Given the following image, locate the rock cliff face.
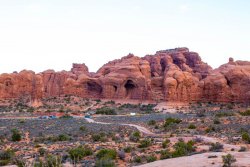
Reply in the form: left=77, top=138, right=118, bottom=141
left=0, top=48, right=250, bottom=103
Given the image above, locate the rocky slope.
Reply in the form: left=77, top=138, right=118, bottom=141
left=0, top=47, right=249, bottom=104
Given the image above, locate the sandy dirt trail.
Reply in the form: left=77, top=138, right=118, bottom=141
left=84, top=118, right=155, bottom=135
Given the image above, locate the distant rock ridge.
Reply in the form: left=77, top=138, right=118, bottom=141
left=0, top=47, right=250, bottom=104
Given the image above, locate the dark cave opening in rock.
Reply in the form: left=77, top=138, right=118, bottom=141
left=124, top=80, right=136, bottom=98
left=113, top=85, right=117, bottom=92
left=87, top=81, right=102, bottom=95
left=160, top=58, right=167, bottom=73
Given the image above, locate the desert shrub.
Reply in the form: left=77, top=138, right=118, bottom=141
left=188, top=124, right=196, bottom=129
left=163, top=118, right=182, bottom=128
left=213, top=118, right=221, bottom=124
left=124, top=146, right=133, bottom=153
left=138, top=139, right=152, bottom=148
left=239, top=109, right=250, bottom=116
left=172, top=140, right=195, bottom=158
left=41, top=154, right=62, bottom=167
left=222, top=154, right=236, bottom=167
left=148, top=120, right=156, bottom=126
left=69, top=146, right=92, bottom=163
left=129, top=131, right=141, bottom=142
left=96, top=107, right=117, bottom=115
left=38, top=148, right=46, bottom=156
left=11, top=129, right=22, bottom=142
left=0, top=149, right=15, bottom=166
left=119, top=103, right=139, bottom=109
left=226, top=103, right=234, bottom=109
left=57, top=134, right=70, bottom=141
left=205, top=126, right=216, bottom=133
left=19, top=119, right=25, bottom=124
left=139, top=104, right=156, bottom=113
left=96, top=149, right=117, bottom=160
left=209, top=142, right=224, bottom=152
left=215, top=112, right=234, bottom=118
left=79, top=126, right=86, bottom=131
left=146, top=155, right=157, bottom=163
left=27, top=107, right=35, bottom=113
left=58, top=106, right=64, bottom=113
left=160, top=150, right=171, bottom=160
left=162, top=139, right=170, bottom=148
left=95, top=157, right=115, bottom=167
left=133, top=156, right=142, bottom=163
left=104, top=100, right=115, bottom=105
left=92, top=133, right=107, bottom=142
left=14, top=158, right=27, bottom=167
left=95, top=99, right=101, bottom=103
left=92, top=134, right=102, bottom=142
left=241, top=132, right=250, bottom=143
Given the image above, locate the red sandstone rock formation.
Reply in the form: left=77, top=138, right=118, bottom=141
left=0, top=48, right=249, bottom=103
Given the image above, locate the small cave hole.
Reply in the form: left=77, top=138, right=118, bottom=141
left=87, top=81, right=102, bottom=94
left=113, top=85, right=117, bottom=92
left=124, top=80, right=136, bottom=98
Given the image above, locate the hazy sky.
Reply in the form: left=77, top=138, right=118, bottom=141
left=0, top=0, right=250, bottom=73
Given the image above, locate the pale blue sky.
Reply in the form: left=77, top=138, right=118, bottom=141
left=0, top=0, right=250, bottom=73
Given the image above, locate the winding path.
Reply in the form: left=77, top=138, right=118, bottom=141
left=84, top=117, right=155, bottom=135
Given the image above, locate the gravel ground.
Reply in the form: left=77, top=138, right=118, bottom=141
left=94, top=113, right=193, bottom=124
left=0, top=118, right=136, bottom=139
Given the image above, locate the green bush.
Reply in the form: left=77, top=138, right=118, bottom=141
left=0, top=149, right=15, bottom=166
left=95, top=157, right=115, bottom=167
left=96, top=107, right=117, bottom=115
left=133, top=156, right=142, bottom=163
left=13, top=158, right=26, bottom=167
left=27, top=107, right=35, bottom=113
left=57, top=134, right=70, bottom=141
left=205, top=126, right=216, bottom=133
left=0, top=160, right=10, bottom=166
left=209, top=142, right=224, bottom=152
left=69, top=146, right=92, bottom=163
left=162, top=139, right=170, bottom=148
left=38, top=148, right=46, bottom=156
left=96, top=149, right=117, bottom=160
left=11, top=129, right=22, bottom=142
left=188, top=124, right=196, bottom=129
left=163, top=118, right=182, bottom=128
left=129, top=131, right=141, bottom=142
left=138, top=139, right=152, bottom=148
left=239, top=109, right=250, bottom=116
left=146, top=155, right=157, bottom=163
left=124, top=146, right=133, bottom=153
left=148, top=120, right=156, bottom=126
left=213, top=118, right=221, bottom=124
left=160, top=150, right=171, bottom=160
left=215, top=112, right=234, bottom=117
left=36, top=154, right=62, bottom=167
left=242, top=132, right=250, bottom=143
left=139, top=104, right=156, bottom=112
left=222, top=154, right=236, bottom=167
left=79, top=126, right=86, bottom=131
left=92, top=133, right=107, bottom=142
left=172, top=140, right=195, bottom=158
